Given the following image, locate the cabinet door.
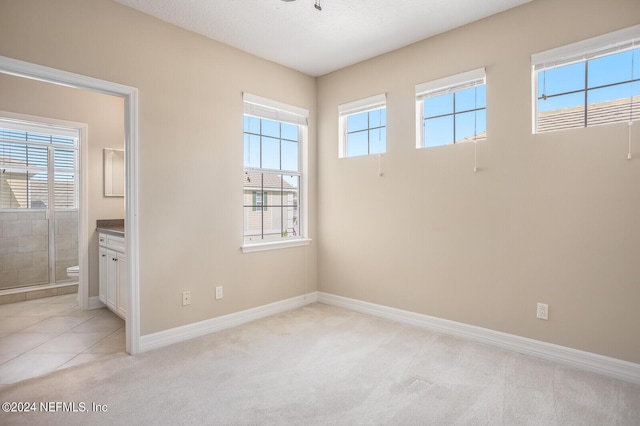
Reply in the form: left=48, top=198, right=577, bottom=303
left=99, top=247, right=108, bottom=304
left=106, top=249, right=118, bottom=311
left=116, top=252, right=127, bottom=318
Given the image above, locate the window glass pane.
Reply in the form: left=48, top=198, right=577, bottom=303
left=424, top=94, right=453, bottom=118
left=368, top=108, right=386, bottom=128
left=54, top=171, right=75, bottom=208
left=347, top=130, right=369, bottom=157
left=537, top=92, right=585, bottom=132
left=587, top=82, right=637, bottom=126
left=243, top=206, right=262, bottom=241
left=281, top=140, right=298, bottom=172
left=588, top=49, right=634, bottom=88
left=369, top=128, right=386, bottom=154
left=281, top=123, right=298, bottom=142
left=537, top=91, right=584, bottom=113
left=244, top=116, right=260, bottom=134
left=347, top=112, right=368, bottom=132
left=455, top=86, right=484, bottom=112
left=476, top=109, right=487, bottom=136
left=27, top=145, right=48, bottom=168
left=243, top=134, right=260, bottom=168
left=261, top=119, right=280, bottom=138
left=262, top=209, right=282, bottom=241
left=54, top=148, right=75, bottom=170
left=424, top=115, right=453, bottom=147
left=261, top=136, right=280, bottom=170
left=455, top=111, right=481, bottom=143
left=538, top=62, right=585, bottom=98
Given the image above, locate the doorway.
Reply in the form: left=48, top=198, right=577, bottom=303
left=0, top=55, right=140, bottom=355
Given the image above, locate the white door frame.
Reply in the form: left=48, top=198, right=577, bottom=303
left=0, top=55, right=141, bottom=355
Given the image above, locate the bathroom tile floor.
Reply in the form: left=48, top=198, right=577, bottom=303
left=0, top=294, right=125, bottom=385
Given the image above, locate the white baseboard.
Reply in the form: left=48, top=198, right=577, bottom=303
left=139, top=292, right=319, bottom=353
left=317, top=292, right=640, bottom=385
left=88, top=296, right=106, bottom=310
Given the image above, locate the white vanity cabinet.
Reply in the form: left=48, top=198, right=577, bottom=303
left=98, top=232, right=126, bottom=319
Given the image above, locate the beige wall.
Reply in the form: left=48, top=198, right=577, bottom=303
left=2, top=0, right=638, bottom=364
left=0, top=0, right=317, bottom=335
left=317, top=0, right=640, bottom=363
left=0, top=74, right=125, bottom=298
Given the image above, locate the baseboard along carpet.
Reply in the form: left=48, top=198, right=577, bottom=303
left=1, top=303, right=639, bottom=425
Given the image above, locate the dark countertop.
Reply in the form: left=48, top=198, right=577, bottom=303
left=97, top=219, right=125, bottom=237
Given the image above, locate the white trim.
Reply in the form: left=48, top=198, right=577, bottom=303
left=317, top=292, right=640, bottom=385
left=532, top=24, right=640, bottom=69
left=242, top=238, right=311, bottom=253
left=415, top=68, right=486, bottom=99
left=139, top=291, right=319, bottom=353
left=0, top=55, right=141, bottom=355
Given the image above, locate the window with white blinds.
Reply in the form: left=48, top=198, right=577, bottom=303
left=416, top=68, right=486, bottom=148
left=532, top=25, right=640, bottom=133
left=0, top=122, right=78, bottom=210
left=338, top=94, right=387, bottom=158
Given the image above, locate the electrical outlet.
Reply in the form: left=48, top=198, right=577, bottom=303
left=215, top=286, right=223, bottom=300
left=182, top=291, right=191, bottom=306
left=536, top=303, right=548, bottom=320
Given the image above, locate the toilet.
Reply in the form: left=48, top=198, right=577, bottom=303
left=66, top=265, right=79, bottom=279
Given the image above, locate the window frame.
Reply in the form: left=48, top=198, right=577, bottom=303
left=338, top=93, right=387, bottom=158
left=415, top=68, right=486, bottom=149
left=532, top=24, right=640, bottom=134
left=242, top=93, right=310, bottom=253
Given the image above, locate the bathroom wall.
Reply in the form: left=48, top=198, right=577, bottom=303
left=0, top=73, right=125, bottom=300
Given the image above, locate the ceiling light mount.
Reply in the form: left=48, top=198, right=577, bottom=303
left=280, top=0, right=323, bottom=12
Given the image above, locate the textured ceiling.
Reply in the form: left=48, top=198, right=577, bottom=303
left=113, top=0, right=533, bottom=77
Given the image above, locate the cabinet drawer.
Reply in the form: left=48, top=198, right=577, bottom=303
left=107, top=235, right=125, bottom=252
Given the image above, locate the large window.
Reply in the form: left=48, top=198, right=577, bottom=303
left=0, top=121, right=78, bottom=210
left=243, top=93, right=308, bottom=249
left=338, top=94, right=386, bottom=158
left=416, top=68, right=486, bottom=148
left=532, top=25, right=640, bottom=133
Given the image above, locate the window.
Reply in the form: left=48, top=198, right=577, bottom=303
left=0, top=120, right=78, bottom=210
left=532, top=25, right=640, bottom=133
left=416, top=68, right=486, bottom=148
left=243, top=93, right=309, bottom=249
left=338, top=94, right=386, bottom=158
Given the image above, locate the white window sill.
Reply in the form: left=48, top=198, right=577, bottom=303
left=242, top=238, right=311, bottom=253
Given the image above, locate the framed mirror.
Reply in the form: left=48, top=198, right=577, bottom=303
left=104, top=148, right=125, bottom=197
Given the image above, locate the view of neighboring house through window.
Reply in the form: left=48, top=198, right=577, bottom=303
left=338, top=94, right=386, bottom=158
left=533, top=27, right=640, bottom=133
left=243, top=93, right=307, bottom=244
left=416, top=68, right=486, bottom=148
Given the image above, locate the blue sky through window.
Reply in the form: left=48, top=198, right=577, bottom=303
left=538, top=47, right=640, bottom=114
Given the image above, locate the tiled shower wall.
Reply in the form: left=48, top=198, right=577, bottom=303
left=0, top=210, right=78, bottom=291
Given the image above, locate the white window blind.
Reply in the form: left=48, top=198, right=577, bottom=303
left=243, top=93, right=309, bottom=127
left=0, top=119, right=78, bottom=210
left=532, top=24, right=640, bottom=70
left=338, top=93, right=386, bottom=117
left=416, top=68, right=486, bottom=101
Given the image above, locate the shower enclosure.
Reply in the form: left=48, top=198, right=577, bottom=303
left=0, top=118, right=79, bottom=292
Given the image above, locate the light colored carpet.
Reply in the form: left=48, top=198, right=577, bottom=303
left=1, top=303, right=638, bottom=425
